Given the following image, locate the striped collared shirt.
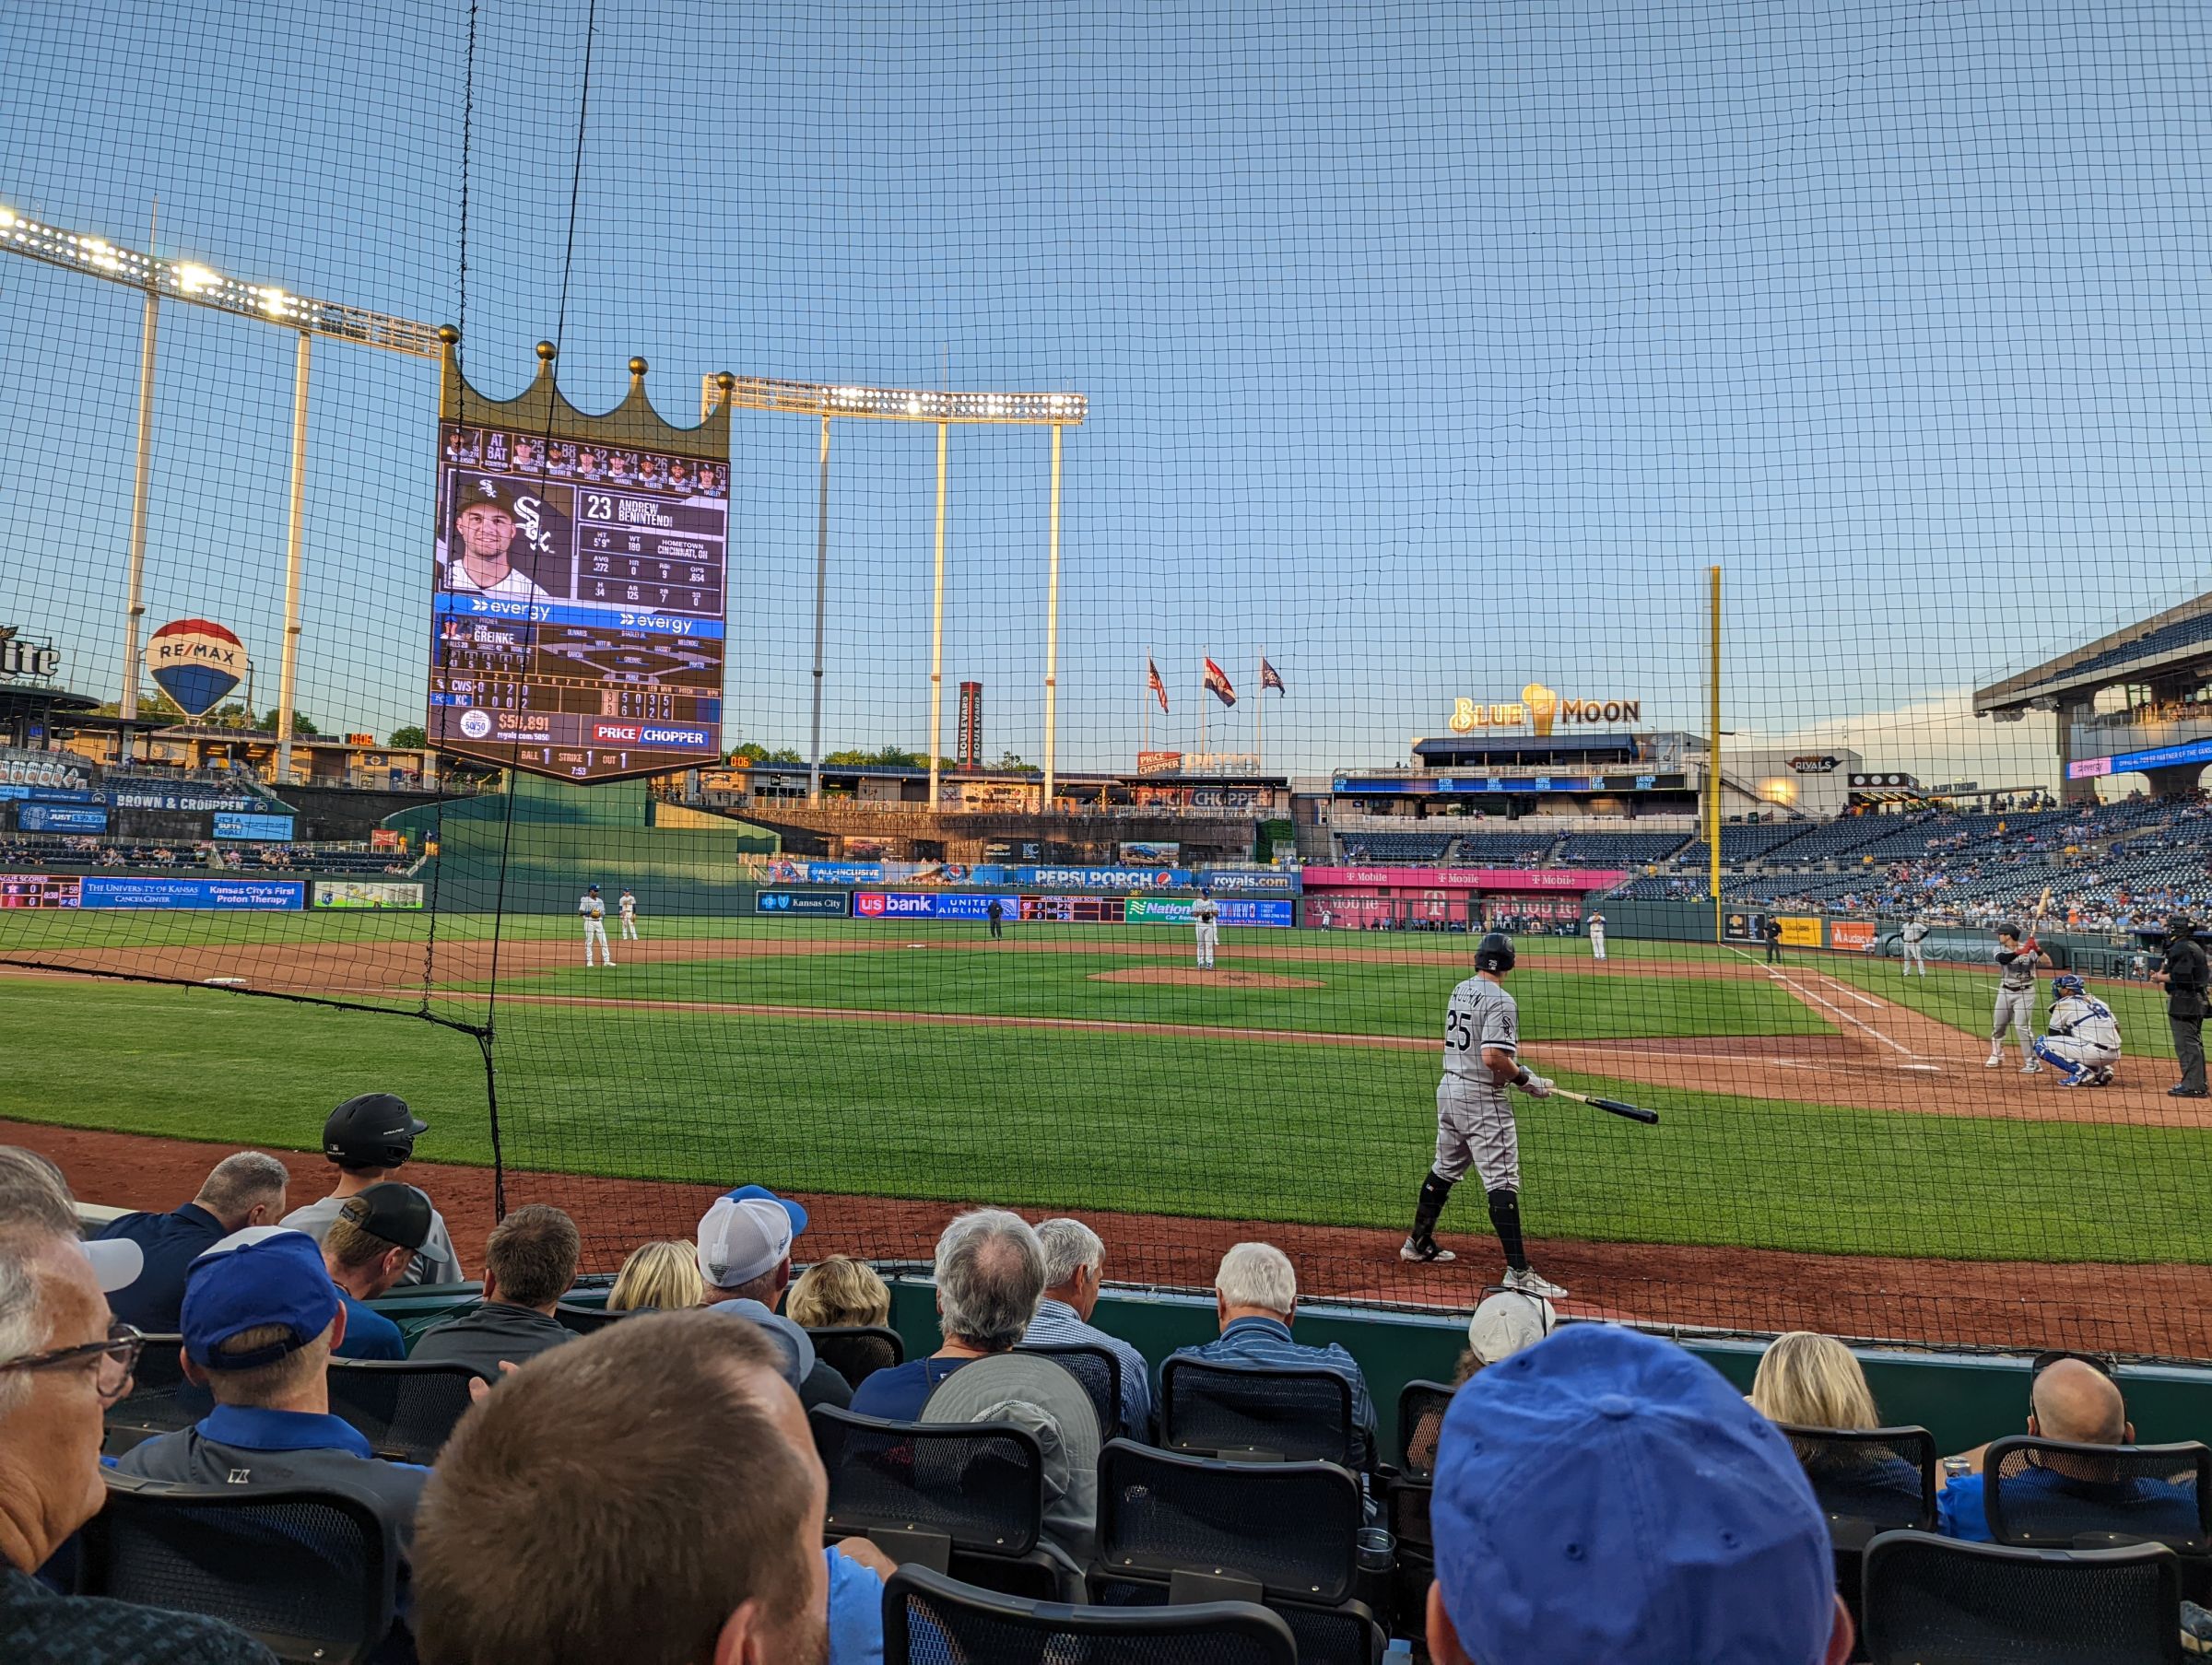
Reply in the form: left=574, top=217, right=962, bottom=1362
left=1166, top=1315, right=1378, bottom=1470
left=1022, top=1297, right=1153, bottom=1436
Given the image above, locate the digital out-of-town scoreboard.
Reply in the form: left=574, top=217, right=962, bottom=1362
left=427, top=346, right=733, bottom=783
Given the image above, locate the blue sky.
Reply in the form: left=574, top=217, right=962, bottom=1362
left=2, top=0, right=2208, bottom=785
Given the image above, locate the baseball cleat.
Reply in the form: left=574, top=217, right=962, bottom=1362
left=1984, top=1052, right=2003, bottom=1067
left=2092, top=1068, right=2115, bottom=1087
left=1502, top=1265, right=1569, bottom=1300
left=2060, top=1074, right=2089, bottom=1088
left=1399, top=1237, right=1456, bottom=1264
left=2022, top=1061, right=2041, bottom=1073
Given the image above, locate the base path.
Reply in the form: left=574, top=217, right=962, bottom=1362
left=13, top=1117, right=2208, bottom=1360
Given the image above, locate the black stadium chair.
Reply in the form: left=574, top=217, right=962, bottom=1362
left=885, top=1562, right=1297, bottom=1665
left=1860, top=1530, right=2183, bottom=1664
left=1396, top=1378, right=1456, bottom=1478
left=1777, top=1422, right=1936, bottom=1640
left=1092, top=1438, right=1382, bottom=1665
left=1983, top=1436, right=2212, bottom=1555
left=811, top=1405, right=1072, bottom=1600
left=325, top=1357, right=482, bottom=1465
left=808, top=1325, right=906, bottom=1391
left=102, top=1333, right=210, bottom=1453
left=1017, top=1340, right=1125, bottom=1438
left=1159, top=1357, right=1358, bottom=1466
left=553, top=1298, right=631, bottom=1333
left=77, top=1472, right=400, bottom=1665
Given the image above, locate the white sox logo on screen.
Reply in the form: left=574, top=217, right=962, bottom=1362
left=468, top=477, right=558, bottom=560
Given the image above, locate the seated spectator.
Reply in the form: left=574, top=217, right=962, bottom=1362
left=281, top=1094, right=460, bottom=1286
left=1938, top=1353, right=2196, bottom=1542
left=1167, top=1241, right=1378, bottom=1471
left=1750, top=1330, right=1926, bottom=1508
left=0, top=1149, right=276, bottom=1663
left=321, top=1184, right=435, bottom=1361
left=696, top=1190, right=851, bottom=1412
left=786, top=1254, right=892, bottom=1331
left=112, top=1229, right=429, bottom=1596
left=851, top=1209, right=1044, bottom=1422
left=96, top=1150, right=290, bottom=1332
left=413, top=1310, right=892, bottom=1665
left=1022, top=1216, right=1152, bottom=1437
left=1427, top=1325, right=1853, bottom=1665
left=606, top=1239, right=702, bottom=1313
left=409, top=1205, right=581, bottom=1377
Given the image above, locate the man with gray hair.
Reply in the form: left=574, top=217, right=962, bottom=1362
left=851, top=1209, right=1044, bottom=1421
left=0, top=1149, right=276, bottom=1663
left=97, top=1150, right=291, bottom=1332
left=1166, top=1241, right=1379, bottom=1470
left=1022, top=1216, right=1152, bottom=1437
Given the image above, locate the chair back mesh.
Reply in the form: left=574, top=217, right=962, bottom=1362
left=810, top=1326, right=907, bottom=1390
left=1159, top=1359, right=1355, bottom=1465
left=104, top=1333, right=208, bottom=1436
left=1018, top=1341, right=1124, bottom=1436
left=813, top=1406, right=1045, bottom=1556
left=1984, top=1437, right=2211, bottom=1552
left=554, top=1299, right=629, bottom=1333
left=1861, top=1530, right=2183, bottom=1664
left=1090, top=1576, right=1382, bottom=1665
left=889, top=1563, right=1297, bottom=1665
left=1396, top=1379, right=1455, bottom=1477
left=1777, top=1424, right=1937, bottom=1533
left=325, top=1358, right=481, bottom=1464
left=80, top=1477, right=396, bottom=1665
left=1097, top=1437, right=1361, bottom=1603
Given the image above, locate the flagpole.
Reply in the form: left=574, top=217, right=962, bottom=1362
left=1199, top=652, right=1207, bottom=768
left=1142, top=651, right=1149, bottom=757
left=1255, top=648, right=1264, bottom=773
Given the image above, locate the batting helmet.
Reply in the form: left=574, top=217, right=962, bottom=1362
left=2053, top=973, right=2086, bottom=998
left=1995, top=920, right=2023, bottom=942
left=323, top=1092, right=429, bottom=1169
left=1475, top=932, right=1517, bottom=975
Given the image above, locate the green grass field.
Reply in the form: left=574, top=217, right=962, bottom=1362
left=6, top=909, right=2208, bottom=1266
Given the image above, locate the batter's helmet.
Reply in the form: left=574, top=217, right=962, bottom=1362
left=1475, top=932, right=1517, bottom=975
left=323, top=1092, right=429, bottom=1169
left=2053, top=973, right=2086, bottom=998
left=1995, top=920, right=2024, bottom=941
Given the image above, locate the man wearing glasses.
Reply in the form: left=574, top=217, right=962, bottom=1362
left=0, top=1148, right=276, bottom=1663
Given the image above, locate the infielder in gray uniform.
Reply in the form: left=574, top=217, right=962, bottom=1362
left=1986, top=921, right=2047, bottom=1071
left=1401, top=932, right=1570, bottom=1298
left=1900, top=915, right=1930, bottom=978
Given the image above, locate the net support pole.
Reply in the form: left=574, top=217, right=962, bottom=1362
left=276, top=328, right=312, bottom=785
left=1708, top=563, right=1723, bottom=942
left=1042, top=421, right=1064, bottom=803
left=119, top=271, right=159, bottom=726
left=927, top=419, right=948, bottom=805
left=809, top=413, right=830, bottom=805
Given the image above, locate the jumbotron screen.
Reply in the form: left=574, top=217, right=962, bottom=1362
left=427, top=422, right=728, bottom=781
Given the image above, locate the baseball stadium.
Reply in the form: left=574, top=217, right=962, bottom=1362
left=6, top=4, right=2212, bottom=1659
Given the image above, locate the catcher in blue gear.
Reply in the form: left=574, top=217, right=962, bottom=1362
left=2033, top=973, right=2122, bottom=1087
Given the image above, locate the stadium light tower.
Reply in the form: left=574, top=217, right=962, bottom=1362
left=704, top=375, right=1088, bottom=805
left=0, top=202, right=441, bottom=780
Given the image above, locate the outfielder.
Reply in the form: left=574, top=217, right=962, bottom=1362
left=1900, top=915, right=1930, bottom=978
left=1192, top=887, right=1220, bottom=970
left=1587, top=911, right=1606, bottom=962
left=1986, top=921, right=2046, bottom=1070
left=2033, top=974, right=2121, bottom=1087
left=618, top=887, right=640, bottom=942
left=580, top=884, right=615, bottom=967
left=1402, top=932, right=1570, bottom=1299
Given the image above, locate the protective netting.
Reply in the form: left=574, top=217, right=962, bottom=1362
left=5, top=0, right=2212, bottom=1356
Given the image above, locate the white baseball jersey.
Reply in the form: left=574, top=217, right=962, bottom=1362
left=618, top=892, right=637, bottom=919
left=1193, top=898, right=1220, bottom=931
left=579, top=894, right=606, bottom=920
left=2048, top=992, right=2122, bottom=1054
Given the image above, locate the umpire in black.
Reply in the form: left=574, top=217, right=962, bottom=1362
left=2153, top=913, right=2210, bottom=1098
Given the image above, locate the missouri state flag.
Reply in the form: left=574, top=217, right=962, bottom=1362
left=1260, top=656, right=1285, bottom=695
left=1203, top=656, right=1237, bottom=707
left=1147, top=656, right=1170, bottom=713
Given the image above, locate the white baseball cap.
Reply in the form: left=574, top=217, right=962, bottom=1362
left=697, top=1196, right=794, bottom=1290
left=1466, top=1288, right=1556, bottom=1365
left=79, top=1237, right=144, bottom=1295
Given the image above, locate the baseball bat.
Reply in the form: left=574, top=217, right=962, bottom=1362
left=1552, top=1087, right=1659, bottom=1126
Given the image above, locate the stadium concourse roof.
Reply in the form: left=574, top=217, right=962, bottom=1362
left=1975, top=589, right=2212, bottom=714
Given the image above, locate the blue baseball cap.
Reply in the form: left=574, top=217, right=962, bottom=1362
left=181, top=1227, right=340, bottom=1371
left=1431, top=1324, right=1835, bottom=1665
left=721, top=1183, right=807, bottom=1237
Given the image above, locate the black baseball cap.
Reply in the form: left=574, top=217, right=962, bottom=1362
left=337, top=1182, right=433, bottom=1251
left=323, top=1092, right=429, bottom=1168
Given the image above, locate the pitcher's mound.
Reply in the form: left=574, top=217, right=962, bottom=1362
left=1089, top=967, right=1325, bottom=989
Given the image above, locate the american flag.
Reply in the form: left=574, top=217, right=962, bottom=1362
left=1203, top=656, right=1237, bottom=707
left=1260, top=657, right=1285, bottom=695
left=1147, top=657, right=1170, bottom=713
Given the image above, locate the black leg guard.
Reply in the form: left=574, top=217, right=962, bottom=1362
left=1487, top=1187, right=1528, bottom=1271
left=1410, top=1170, right=1453, bottom=1245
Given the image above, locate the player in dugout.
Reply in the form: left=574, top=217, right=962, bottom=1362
left=443, top=478, right=552, bottom=602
